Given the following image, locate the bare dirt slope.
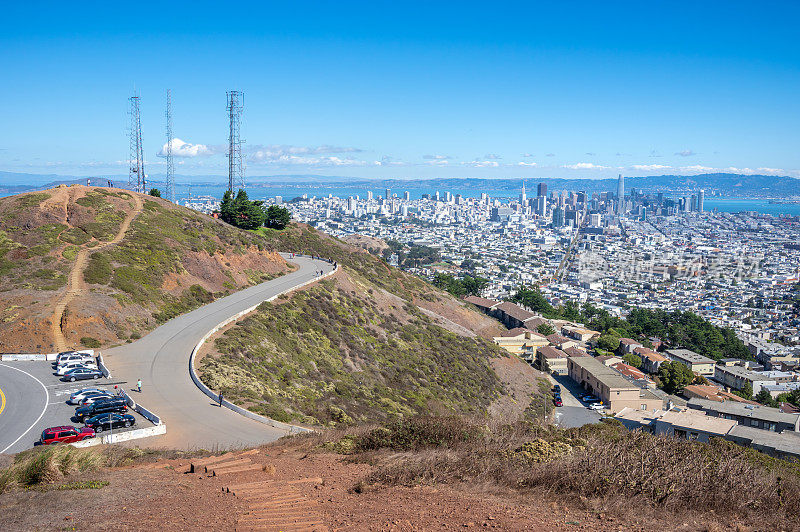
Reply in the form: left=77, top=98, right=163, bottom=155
left=0, top=437, right=752, bottom=532
left=0, top=186, right=289, bottom=352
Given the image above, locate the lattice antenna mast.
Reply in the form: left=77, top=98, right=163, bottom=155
left=226, top=91, right=245, bottom=192
left=128, top=95, right=146, bottom=193
left=165, top=89, right=175, bottom=202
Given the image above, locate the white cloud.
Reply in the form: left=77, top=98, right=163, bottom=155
left=675, top=149, right=696, bottom=157
left=631, top=164, right=671, bottom=171
left=483, top=153, right=502, bottom=160
left=522, top=153, right=534, bottom=158
left=463, top=160, right=500, bottom=168
left=423, top=154, right=452, bottom=160
left=680, top=165, right=715, bottom=172
left=545, top=153, right=555, bottom=157
left=562, top=162, right=609, bottom=170
left=517, top=161, right=537, bottom=167
left=158, top=138, right=217, bottom=158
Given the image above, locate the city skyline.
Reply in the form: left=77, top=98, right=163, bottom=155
left=1, top=2, right=799, bottom=179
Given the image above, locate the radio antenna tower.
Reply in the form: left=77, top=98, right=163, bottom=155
left=226, top=90, right=245, bottom=192
left=165, top=89, right=175, bottom=202
left=128, top=95, right=146, bottom=193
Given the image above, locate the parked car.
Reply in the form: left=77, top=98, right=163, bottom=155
left=581, top=394, right=600, bottom=404
left=55, top=350, right=83, bottom=363
left=55, top=353, right=94, bottom=367
left=78, top=392, right=114, bottom=406
left=62, top=367, right=104, bottom=382
left=75, top=397, right=128, bottom=421
left=84, top=413, right=136, bottom=433
left=554, top=398, right=563, bottom=407
left=56, top=361, right=98, bottom=376
left=552, top=384, right=561, bottom=394
left=588, top=402, right=605, bottom=411
left=39, top=425, right=95, bottom=445
left=69, top=388, right=108, bottom=405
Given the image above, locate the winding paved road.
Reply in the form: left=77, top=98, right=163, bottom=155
left=103, top=254, right=335, bottom=450
left=0, top=363, right=49, bottom=454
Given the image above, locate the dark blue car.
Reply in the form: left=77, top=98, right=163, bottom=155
left=61, top=367, right=104, bottom=382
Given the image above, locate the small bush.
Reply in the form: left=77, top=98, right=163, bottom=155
left=80, top=337, right=101, bottom=348
left=354, top=416, right=482, bottom=452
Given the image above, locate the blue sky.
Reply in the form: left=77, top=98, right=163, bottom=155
left=1, top=1, right=799, bottom=181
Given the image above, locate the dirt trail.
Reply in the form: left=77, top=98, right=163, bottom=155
left=49, top=191, right=143, bottom=351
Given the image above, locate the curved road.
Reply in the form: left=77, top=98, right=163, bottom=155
left=103, top=254, right=335, bottom=450
left=0, top=363, right=49, bottom=453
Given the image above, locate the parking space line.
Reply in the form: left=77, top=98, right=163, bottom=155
left=0, top=363, right=50, bottom=454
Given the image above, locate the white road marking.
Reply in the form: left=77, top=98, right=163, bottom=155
left=0, top=363, right=50, bottom=454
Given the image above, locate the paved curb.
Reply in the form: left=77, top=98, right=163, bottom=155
left=189, top=254, right=338, bottom=434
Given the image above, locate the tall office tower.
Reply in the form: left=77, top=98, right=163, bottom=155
left=630, top=187, right=636, bottom=200
left=519, top=181, right=527, bottom=204
left=404, top=191, right=410, bottom=201
left=367, top=191, right=373, bottom=201
left=617, top=174, right=625, bottom=214
left=535, top=195, right=547, bottom=216
left=435, top=191, right=440, bottom=201
left=690, top=194, right=698, bottom=212
left=641, top=206, right=647, bottom=221
left=537, top=182, right=547, bottom=197
left=445, top=191, right=452, bottom=202
left=657, top=192, right=664, bottom=204
left=455, top=194, right=463, bottom=205
left=481, top=192, right=488, bottom=204
left=552, top=206, right=565, bottom=227
left=577, top=191, right=587, bottom=205
left=698, top=189, right=705, bottom=212
left=684, top=195, right=692, bottom=212
left=385, top=188, right=391, bottom=200
left=347, top=197, right=355, bottom=211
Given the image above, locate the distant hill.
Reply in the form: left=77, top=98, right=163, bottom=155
left=0, top=185, right=289, bottom=352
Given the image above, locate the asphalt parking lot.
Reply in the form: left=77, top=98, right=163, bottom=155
left=0, top=360, right=147, bottom=454
left=548, top=372, right=603, bottom=428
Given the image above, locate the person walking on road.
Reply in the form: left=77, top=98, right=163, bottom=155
left=137, top=378, right=142, bottom=393
left=218, top=391, right=224, bottom=407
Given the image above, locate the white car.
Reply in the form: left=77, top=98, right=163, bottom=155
left=69, top=388, right=108, bottom=405
left=56, top=354, right=94, bottom=367
left=56, top=361, right=98, bottom=376
left=588, top=402, right=606, bottom=411
left=55, top=351, right=89, bottom=363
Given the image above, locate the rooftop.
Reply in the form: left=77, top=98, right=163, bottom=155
left=665, top=348, right=715, bottom=365
left=568, top=355, right=638, bottom=391
left=687, top=397, right=800, bottom=426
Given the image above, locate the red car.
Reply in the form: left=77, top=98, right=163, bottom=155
left=554, top=398, right=563, bottom=407
left=39, top=425, right=96, bottom=445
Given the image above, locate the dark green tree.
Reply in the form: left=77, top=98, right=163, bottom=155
left=622, top=353, right=642, bottom=368
left=537, top=323, right=556, bottom=336
left=596, top=332, right=621, bottom=352
left=148, top=188, right=161, bottom=197
left=734, top=382, right=753, bottom=401
left=219, top=190, right=235, bottom=224
left=265, top=205, right=291, bottom=229
left=754, top=389, right=777, bottom=407
left=657, top=361, right=695, bottom=395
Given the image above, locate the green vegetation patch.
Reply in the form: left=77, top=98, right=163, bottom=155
left=153, top=284, right=215, bottom=323
left=15, top=192, right=50, bottom=210
left=59, top=227, right=91, bottom=245
left=56, top=479, right=109, bottom=490
left=84, top=252, right=112, bottom=285
left=200, top=281, right=503, bottom=425
left=28, top=223, right=67, bottom=256
left=0, top=230, right=22, bottom=276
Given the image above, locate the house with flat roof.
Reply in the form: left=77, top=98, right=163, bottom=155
left=546, top=333, right=577, bottom=351
left=686, top=397, right=800, bottom=432
left=637, top=349, right=668, bottom=374
left=490, top=301, right=539, bottom=330
left=492, top=328, right=548, bottom=359
left=713, top=364, right=777, bottom=394
left=682, top=384, right=757, bottom=404
left=561, top=325, right=600, bottom=343
left=463, top=296, right=500, bottom=313
left=567, top=356, right=663, bottom=413
left=619, top=338, right=642, bottom=354
left=664, top=348, right=716, bottom=376
left=536, top=345, right=570, bottom=375
left=654, top=408, right=737, bottom=443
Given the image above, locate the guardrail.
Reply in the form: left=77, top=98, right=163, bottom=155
left=96, top=352, right=112, bottom=379
left=1, top=349, right=94, bottom=362
left=71, top=424, right=167, bottom=447
left=189, top=255, right=338, bottom=434
left=120, top=389, right=162, bottom=426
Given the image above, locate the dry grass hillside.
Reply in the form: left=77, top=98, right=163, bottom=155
left=0, top=185, right=288, bottom=352
left=198, top=224, right=544, bottom=426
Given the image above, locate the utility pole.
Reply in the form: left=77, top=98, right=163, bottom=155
left=128, top=95, right=146, bottom=193
left=226, top=91, right=245, bottom=192
left=165, top=89, right=175, bottom=202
